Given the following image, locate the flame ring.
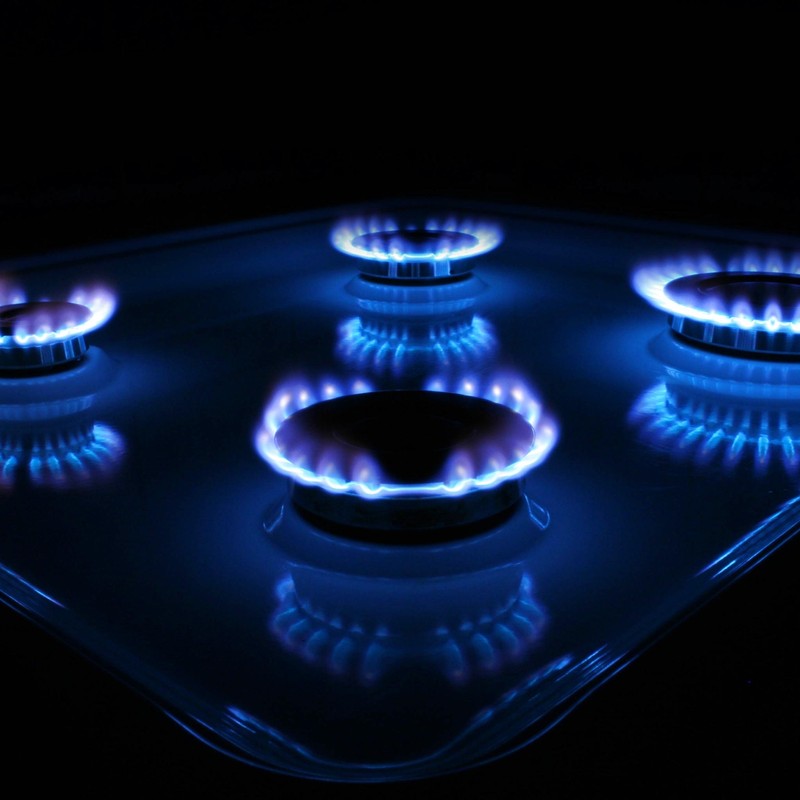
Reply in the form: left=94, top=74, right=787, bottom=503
left=255, top=375, right=558, bottom=501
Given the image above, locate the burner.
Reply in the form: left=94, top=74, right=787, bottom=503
left=255, top=374, right=558, bottom=532
left=633, top=255, right=800, bottom=357
left=331, top=214, right=502, bottom=280
left=0, top=285, right=117, bottom=371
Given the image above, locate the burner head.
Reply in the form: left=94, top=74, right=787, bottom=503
left=0, top=286, right=116, bottom=372
left=331, top=215, right=502, bottom=280
left=0, top=301, right=92, bottom=370
left=275, top=391, right=532, bottom=530
left=633, top=258, right=800, bottom=358
left=350, top=229, right=479, bottom=277
left=257, top=376, right=558, bottom=535
left=666, top=272, right=800, bottom=356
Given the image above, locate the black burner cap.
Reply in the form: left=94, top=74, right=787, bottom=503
left=274, top=390, right=534, bottom=531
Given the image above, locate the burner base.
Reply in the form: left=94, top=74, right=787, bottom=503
left=290, top=479, right=523, bottom=535
left=669, top=315, right=800, bottom=357
left=0, top=335, right=88, bottom=371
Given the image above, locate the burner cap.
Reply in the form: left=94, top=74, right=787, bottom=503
left=0, top=301, right=93, bottom=371
left=272, top=390, right=534, bottom=531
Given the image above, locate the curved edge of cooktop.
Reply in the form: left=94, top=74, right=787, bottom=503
left=3, top=494, right=799, bottom=782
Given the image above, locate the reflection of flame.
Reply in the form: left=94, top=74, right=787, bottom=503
left=255, top=373, right=558, bottom=499
left=270, top=572, right=546, bottom=686
left=629, top=382, right=800, bottom=475
left=0, top=283, right=117, bottom=346
left=336, top=315, right=497, bottom=376
left=331, top=215, right=502, bottom=263
left=632, top=251, right=800, bottom=334
left=0, top=423, right=125, bottom=490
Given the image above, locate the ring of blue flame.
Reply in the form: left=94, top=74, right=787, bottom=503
left=632, top=252, right=800, bottom=334
left=331, top=215, right=502, bottom=263
left=256, top=374, right=558, bottom=499
left=0, top=283, right=117, bottom=347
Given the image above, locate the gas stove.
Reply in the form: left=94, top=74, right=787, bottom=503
left=2, top=200, right=799, bottom=783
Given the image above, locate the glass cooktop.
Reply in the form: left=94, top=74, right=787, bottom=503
left=2, top=200, right=799, bottom=781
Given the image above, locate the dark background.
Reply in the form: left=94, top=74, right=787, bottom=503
left=3, top=3, right=800, bottom=796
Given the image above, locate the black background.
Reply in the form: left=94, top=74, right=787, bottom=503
left=3, top=3, right=800, bottom=796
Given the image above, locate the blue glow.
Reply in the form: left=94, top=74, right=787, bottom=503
left=336, top=315, right=497, bottom=376
left=0, top=282, right=117, bottom=347
left=269, top=572, right=546, bottom=686
left=331, top=215, right=502, bottom=264
left=698, top=496, right=800, bottom=579
left=0, top=562, right=65, bottom=610
left=346, top=275, right=487, bottom=317
left=629, top=382, right=800, bottom=474
left=0, top=423, right=125, bottom=489
left=255, top=373, right=558, bottom=499
left=632, top=251, right=800, bottom=334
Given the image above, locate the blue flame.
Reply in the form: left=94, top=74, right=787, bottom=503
left=331, top=215, right=502, bottom=264
left=632, top=251, right=800, bottom=334
left=270, top=572, right=546, bottom=686
left=0, top=282, right=117, bottom=347
left=255, top=373, right=558, bottom=499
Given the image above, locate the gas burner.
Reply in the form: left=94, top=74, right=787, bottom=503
left=255, top=374, right=558, bottom=532
left=632, top=254, right=800, bottom=357
left=629, top=331, right=800, bottom=477
left=0, top=350, right=124, bottom=489
left=0, top=284, right=117, bottom=371
left=331, top=214, right=502, bottom=280
left=337, top=272, right=496, bottom=377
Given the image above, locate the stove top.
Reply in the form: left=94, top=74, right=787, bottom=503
left=2, top=200, right=799, bottom=782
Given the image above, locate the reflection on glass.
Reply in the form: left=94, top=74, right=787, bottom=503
left=264, top=496, right=549, bottom=686
left=629, top=332, right=800, bottom=478
left=0, top=351, right=124, bottom=490
left=336, top=273, right=496, bottom=379
left=632, top=249, right=800, bottom=357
